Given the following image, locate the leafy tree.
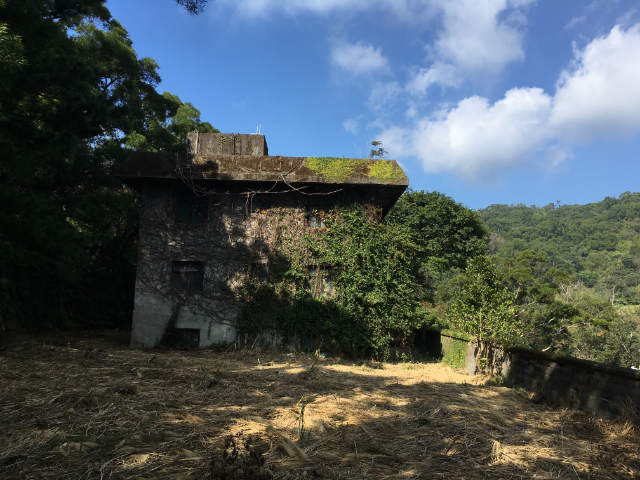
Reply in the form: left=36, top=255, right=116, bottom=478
left=568, top=318, right=640, bottom=367
left=322, top=206, right=423, bottom=357
left=0, top=0, right=217, bottom=330
left=369, top=140, right=388, bottom=159
left=0, top=3, right=25, bottom=91
left=174, top=0, right=210, bottom=15
left=388, top=190, right=488, bottom=274
left=386, top=190, right=488, bottom=306
left=447, top=256, right=519, bottom=347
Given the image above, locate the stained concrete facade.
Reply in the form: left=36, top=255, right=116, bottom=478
left=117, top=133, right=408, bottom=348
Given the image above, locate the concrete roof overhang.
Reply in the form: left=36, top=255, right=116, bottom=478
left=116, top=152, right=409, bottom=213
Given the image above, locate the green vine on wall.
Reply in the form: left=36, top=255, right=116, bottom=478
left=238, top=203, right=425, bottom=359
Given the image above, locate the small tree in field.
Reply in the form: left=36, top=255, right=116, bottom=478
left=447, top=257, right=520, bottom=351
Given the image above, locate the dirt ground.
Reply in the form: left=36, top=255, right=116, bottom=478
left=0, top=331, right=639, bottom=479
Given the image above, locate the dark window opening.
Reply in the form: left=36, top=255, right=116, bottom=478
left=308, top=266, right=334, bottom=298
left=308, top=207, right=325, bottom=228
left=171, top=261, right=204, bottom=291
left=248, top=262, right=268, bottom=282
left=177, top=190, right=208, bottom=225
left=251, top=195, right=272, bottom=213
left=166, top=328, right=200, bottom=350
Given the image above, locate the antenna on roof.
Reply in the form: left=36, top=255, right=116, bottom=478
left=251, top=125, right=262, bottom=135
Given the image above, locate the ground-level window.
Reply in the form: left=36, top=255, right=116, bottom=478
left=308, top=267, right=334, bottom=298
left=251, top=194, right=272, bottom=214
left=249, top=262, right=269, bottom=282
left=171, top=261, right=204, bottom=291
left=176, top=190, right=208, bottom=225
left=166, top=328, right=200, bottom=349
left=308, top=207, right=325, bottom=228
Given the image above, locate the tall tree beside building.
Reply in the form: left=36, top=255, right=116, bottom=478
left=0, top=0, right=217, bottom=330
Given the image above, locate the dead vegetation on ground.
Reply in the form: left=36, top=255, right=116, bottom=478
left=0, top=331, right=639, bottom=479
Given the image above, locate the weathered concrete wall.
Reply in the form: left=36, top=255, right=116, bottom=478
left=187, top=132, right=268, bottom=156
left=131, top=180, right=284, bottom=348
left=131, top=180, right=383, bottom=349
left=421, top=331, right=640, bottom=419
left=505, top=347, right=640, bottom=419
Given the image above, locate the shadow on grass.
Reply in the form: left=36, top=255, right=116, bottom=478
left=0, top=335, right=638, bottom=479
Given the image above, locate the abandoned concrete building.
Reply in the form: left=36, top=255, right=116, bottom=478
left=116, top=132, right=408, bottom=348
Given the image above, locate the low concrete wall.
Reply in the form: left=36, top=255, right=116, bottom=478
left=504, top=347, right=640, bottom=419
left=419, top=330, right=640, bottom=419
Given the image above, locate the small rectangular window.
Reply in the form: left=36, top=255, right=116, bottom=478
left=177, top=191, right=208, bottom=225
left=171, top=261, right=204, bottom=291
left=308, top=267, right=334, bottom=298
left=249, top=262, right=269, bottom=282
left=308, top=207, right=325, bottom=228
left=251, top=195, right=272, bottom=213
left=166, top=328, right=200, bottom=349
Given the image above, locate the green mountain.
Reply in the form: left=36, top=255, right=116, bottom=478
left=479, top=192, right=640, bottom=306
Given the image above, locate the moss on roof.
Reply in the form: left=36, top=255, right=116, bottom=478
left=305, top=157, right=406, bottom=184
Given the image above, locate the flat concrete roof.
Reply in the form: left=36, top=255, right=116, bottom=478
left=117, top=153, right=408, bottom=186
left=116, top=134, right=409, bottom=211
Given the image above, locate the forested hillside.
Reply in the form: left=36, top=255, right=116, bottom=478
left=435, top=192, right=640, bottom=368
left=480, top=192, right=640, bottom=306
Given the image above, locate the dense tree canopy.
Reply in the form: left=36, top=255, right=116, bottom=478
left=386, top=189, right=488, bottom=302
left=480, top=192, right=640, bottom=305
left=436, top=193, right=640, bottom=368
left=0, top=0, right=217, bottom=330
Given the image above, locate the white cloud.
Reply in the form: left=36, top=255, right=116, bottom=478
left=219, top=0, right=436, bottom=23
left=565, top=15, right=586, bottom=29
left=550, top=24, right=640, bottom=141
left=407, top=62, right=461, bottom=93
left=544, top=144, right=574, bottom=170
left=380, top=24, right=640, bottom=182
left=367, top=81, right=402, bottom=110
left=330, top=41, right=390, bottom=76
left=343, top=118, right=359, bottom=134
left=407, top=0, right=534, bottom=93
left=380, top=87, right=552, bottom=181
left=220, top=0, right=532, bottom=92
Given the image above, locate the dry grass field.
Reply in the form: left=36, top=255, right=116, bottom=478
left=1, top=331, right=639, bottom=479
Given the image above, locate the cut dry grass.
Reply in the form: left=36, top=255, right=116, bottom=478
left=0, top=331, right=639, bottom=479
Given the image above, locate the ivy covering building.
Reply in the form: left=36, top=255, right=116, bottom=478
left=117, top=132, right=408, bottom=349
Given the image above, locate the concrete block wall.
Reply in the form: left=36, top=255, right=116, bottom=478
left=430, top=332, right=640, bottom=419
left=505, top=347, right=640, bottom=419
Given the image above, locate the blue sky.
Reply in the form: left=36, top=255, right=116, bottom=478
left=106, top=0, right=640, bottom=210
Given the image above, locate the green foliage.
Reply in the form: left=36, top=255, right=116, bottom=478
left=387, top=190, right=488, bottom=274
left=0, top=18, right=25, bottom=90
left=480, top=192, right=640, bottom=306
left=566, top=317, right=640, bottom=367
left=242, top=190, right=486, bottom=357
left=460, top=193, right=640, bottom=367
left=240, top=204, right=425, bottom=359
left=369, top=140, right=388, bottom=159
left=124, top=91, right=219, bottom=152
left=0, top=0, right=217, bottom=330
left=447, top=257, right=520, bottom=346
left=367, top=160, right=405, bottom=183
left=305, top=157, right=364, bottom=183
left=174, top=0, right=210, bottom=15
left=440, top=335, right=469, bottom=368
left=386, top=190, right=488, bottom=308
left=322, top=206, right=424, bottom=356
